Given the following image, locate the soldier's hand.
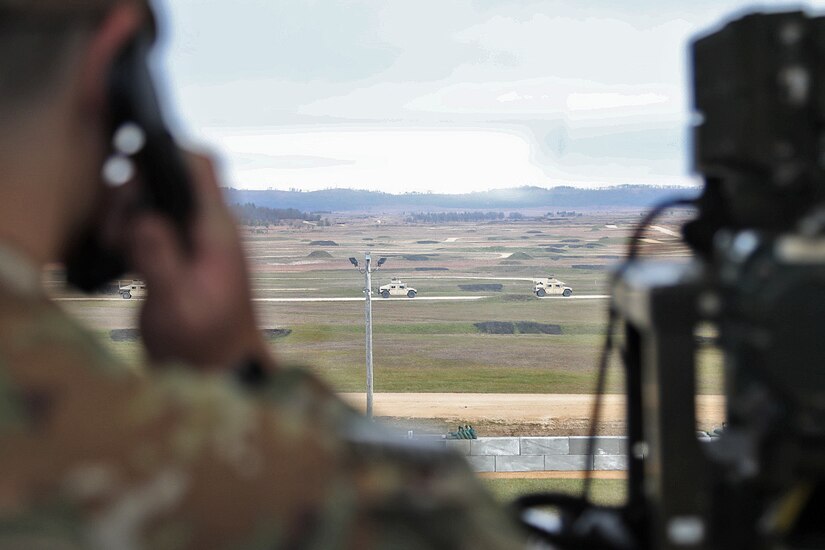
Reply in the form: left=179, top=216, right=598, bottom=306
left=128, top=152, right=272, bottom=369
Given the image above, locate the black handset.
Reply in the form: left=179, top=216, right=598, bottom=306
left=65, top=30, right=195, bottom=292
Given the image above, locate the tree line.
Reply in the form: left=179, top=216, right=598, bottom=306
left=406, top=211, right=529, bottom=223
left=232, top=202, right=327, bottom=226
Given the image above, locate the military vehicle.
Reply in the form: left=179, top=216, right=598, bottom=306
left=533, top=277, right=572, bottom=297
left=118, top=280, right=147, bottom=299
left=379, top=278, right=417, bottom=298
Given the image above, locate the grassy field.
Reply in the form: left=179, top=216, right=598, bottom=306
left=483, top=477, right=626, bottom=506
left=56, top=210, right=718, bottom=399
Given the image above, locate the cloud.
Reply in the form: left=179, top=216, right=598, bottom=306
left=401, top=77, right=683, bottom=119
left=234, top=154, right=355, bottom=170
left=453, top=13, right=694, bottom=87
left=154, top=0, right=825, bottom=192
left=566, top=92, right=669, bottom=111
left=192, top=127, right=559, bottom=193
left=161, top=0, right=400, bottom=84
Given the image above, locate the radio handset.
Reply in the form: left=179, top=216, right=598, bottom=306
left=65, top=30, right=194, bottom=292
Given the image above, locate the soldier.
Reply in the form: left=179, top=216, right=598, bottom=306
left=0, top=1, right=525, bottom=548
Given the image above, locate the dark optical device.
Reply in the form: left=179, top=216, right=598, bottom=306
left=519, top=11, right=825, bottom=550
left=66, top=29, right=194, bottom=292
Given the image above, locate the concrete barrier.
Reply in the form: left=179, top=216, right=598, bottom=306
left=446, top=436, right=628, bottom=473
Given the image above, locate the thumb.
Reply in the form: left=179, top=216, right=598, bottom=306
left=129, top=214, right=185, bottom=294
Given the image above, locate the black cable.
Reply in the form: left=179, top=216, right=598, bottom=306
left=581, top=197, right=696, bottom=498
left=511, top=197, right=697, bottom=549
left=512, top=196, right=696, bottom=532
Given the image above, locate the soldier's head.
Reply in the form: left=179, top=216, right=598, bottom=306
left=0, top=1, right=153, bottom=116
left=0, top=0, right=153, bottom=259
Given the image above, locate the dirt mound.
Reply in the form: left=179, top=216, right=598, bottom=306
left=508, top=252, right=534, bottom=260
left=475, top=321, right=515, bottom=334
left=309, top=240, right=338, bottom=246
left=416, top=240, right=439, bottom=244
left=474, top=321, right=562, bottom=335
left=572, top=264, right=608, bottom=271
left=516, top=322, right=562, bottom=334
left=307, top=250, right=333, bottom=258
left=262, top=328, right=292, bottom=339
left=415, top=267, right=449, bottom=271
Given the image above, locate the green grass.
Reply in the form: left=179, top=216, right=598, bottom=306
left=286, top=322, right=608, bottom=340
left=483, top=478, right=626, bottom=506
left=97, top=338, right=146, bottom=369
left=62, top=212, right=710, bottom=399
left=292, top=347, right=625, bottom=393
left=286, top=322, right=480, bottom=341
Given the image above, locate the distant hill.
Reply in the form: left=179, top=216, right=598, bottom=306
left=223, top=185, right=700, bottom=213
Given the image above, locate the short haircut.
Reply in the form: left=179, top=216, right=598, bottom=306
left=0, top=16, right=93, bottom=107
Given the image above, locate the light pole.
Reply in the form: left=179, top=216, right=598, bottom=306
left=349, top=253, right=387, bottom=418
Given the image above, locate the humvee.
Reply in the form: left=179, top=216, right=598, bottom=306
left=119, top=280, right=147, bottom=299
left=379, top=278, right=417, bottom=298
left=533, top=277, right=572, bottom=297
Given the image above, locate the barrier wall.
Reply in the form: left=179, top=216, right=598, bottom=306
left=444, top=436, right=628, bottom=473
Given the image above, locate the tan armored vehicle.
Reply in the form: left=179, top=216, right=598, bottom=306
left=533, top=277, right=572, bottom=297
left=379, top=278, right=417, bottom=298
left=119, top=280, right=147, bottom=299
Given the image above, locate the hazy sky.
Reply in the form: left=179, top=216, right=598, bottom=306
left=153, top=0, right=825, bottom=193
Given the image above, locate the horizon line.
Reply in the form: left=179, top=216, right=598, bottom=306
left=220, top=182, right=701, bottom=195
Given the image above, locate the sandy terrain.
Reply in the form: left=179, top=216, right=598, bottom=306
left=339, top=393, right=726, bottom=436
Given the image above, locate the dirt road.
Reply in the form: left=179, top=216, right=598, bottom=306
left=54, top=296, right=490, bottom=303
left=55, top=295, right=611, bottom=303
left=339, top=393, right=726, bottom=436
left=479, top=471, right=626, bottom=480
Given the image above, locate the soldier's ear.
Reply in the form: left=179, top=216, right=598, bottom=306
left=77, top=2, right=146, bottom=116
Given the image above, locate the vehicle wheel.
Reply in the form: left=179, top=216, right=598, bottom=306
left=121, top=292, right=132, bottom=300
left=536, top=288, right=546, bottom=297
left=407, top=290, right=416, bottom=298
left=563, top=289, right=572, bottom=297
left=381, top=290, right=390, bottom=298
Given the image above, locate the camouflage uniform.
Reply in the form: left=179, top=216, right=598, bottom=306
left=0, top=245, right=525, bottom=548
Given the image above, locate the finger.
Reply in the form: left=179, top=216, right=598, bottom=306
left=181, top=150, right=242, bottom=247
left=183, top=149, right=225, bottom=204
left=129, top=213, right=185, bottom=293
left=98, top=180, right=141, bottom=249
